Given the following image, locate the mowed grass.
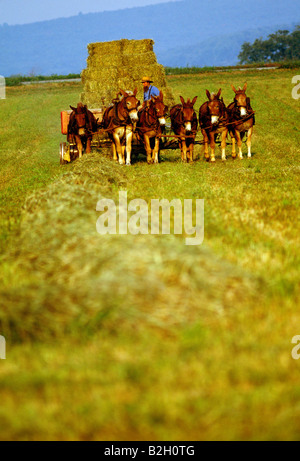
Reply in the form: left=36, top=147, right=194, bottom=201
left=0, top=82, right=83, bottom=249
left=0, top=69, right=300, bottom=441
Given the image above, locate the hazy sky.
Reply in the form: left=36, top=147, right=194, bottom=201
left=0, top=0, right=181, bottom=25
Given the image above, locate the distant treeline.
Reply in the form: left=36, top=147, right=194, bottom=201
left=5, top=73, right=81, bottom=86
left=165, top=61, right=300, bottom=74
left=4, top=61, right=300, bottom=85
left=238, top=26, right=300, bottom=63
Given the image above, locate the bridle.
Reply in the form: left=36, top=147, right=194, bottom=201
left=145, top=100, right=167, bottom=125
left=74, top=112, right=87, bottom=130
left=117, top=95, right=139, bottom=124
left=233, top=92, right=248, bottom=116
left=173, top=105, right=194, bottom=126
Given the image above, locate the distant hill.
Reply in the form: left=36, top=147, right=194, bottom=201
left=0, top=0, right=298, bottom=76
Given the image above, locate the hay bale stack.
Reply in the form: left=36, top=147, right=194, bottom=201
left=81, top=39, right=175, bottom=108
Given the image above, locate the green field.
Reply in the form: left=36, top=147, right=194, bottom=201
left=0, top=69, right=300, bottom=441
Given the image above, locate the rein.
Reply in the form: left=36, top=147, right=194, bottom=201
left=226, top=110, right=255, bottom=127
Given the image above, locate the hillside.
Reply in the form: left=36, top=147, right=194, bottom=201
left=0, top=0, right=299, bottom=75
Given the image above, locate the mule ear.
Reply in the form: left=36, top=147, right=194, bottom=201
left=70, top=105, right=76, bottom=111
left=180, top=95, right=185, bottom=105
left=120, top=89, right=127, bottom=97
left=242, top=82, right=247, bottom=92
left=216, top=88, right=222, bottom=98
left=191, top=96, right=198, bottom=106
left=206, top=90, right=211, bottom=100
left=159, top=90, right=164, bottom=100
left=231, top=84, right=237, bottom=94
left=133, top=87, right=138, bottom=96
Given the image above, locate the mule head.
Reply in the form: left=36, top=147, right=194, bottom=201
left=151, top=91, right=168, bottom=126
left=69, top=103, right=88, bottom=133
left=205, top=89, right=224, bottom=124
left=179, top=96, right=198, bottom=132
left=231, top=83, right=248, bottom=117
left=119, top=88, right=139, bottom=121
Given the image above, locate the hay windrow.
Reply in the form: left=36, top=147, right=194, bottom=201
left=81, top=39, right=176, bottom=108
left=0, top=153, right=260, bottom=343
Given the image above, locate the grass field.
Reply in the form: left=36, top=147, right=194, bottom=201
left=0, top=68, right=300, bottom=441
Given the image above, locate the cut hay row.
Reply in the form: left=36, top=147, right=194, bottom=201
left=0, top=152, right=260, bottom=342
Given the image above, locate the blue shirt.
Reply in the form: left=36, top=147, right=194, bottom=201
left=143, top=85, right=160, bottom=101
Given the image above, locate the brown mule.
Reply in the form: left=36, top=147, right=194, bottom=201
left=136, top=91, right=168, bottom=164
left=170, top=96, right=198, bottom=163
left=199, top=89, right=229, bottom=162
left=68, top=103, right=98, bottom=159
left=227, top=83, right=255, bottom=159
left=102, top=89, right=139, bottom=165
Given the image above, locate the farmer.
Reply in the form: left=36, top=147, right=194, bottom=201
left=141, top=76, right=160, bottom=106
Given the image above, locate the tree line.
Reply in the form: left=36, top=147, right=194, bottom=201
left=238, top=25, right=300, bottom=63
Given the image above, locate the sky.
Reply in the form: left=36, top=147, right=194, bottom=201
left=0, top=0, right=181, bottom=25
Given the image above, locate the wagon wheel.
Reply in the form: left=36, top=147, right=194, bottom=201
left=60, top=142, right=70, bottom=164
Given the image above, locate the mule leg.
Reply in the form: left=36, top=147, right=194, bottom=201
left=111, top=142, right=118, bottom=162
left=125, top=130, right=133, bottom=165
left=86, top=137, right=92, bottom=154
left=231, top=132, right=237, bottom=158
left=153, top=136, right=160, bottom=164
left=187, top=141, right=194, bottom=163
left=122, top=145, right=126, bottom=164
left=209, top=132, right=216, bottom=162
left=221, top=129, right=228, bottom=161
left=247, top=126, right=253, bottom=158
left=113, top=133, right=124, bottom=164
left=235, top=131, right=243, bottom=159
left=181, top=138, right=187, bottom=162
left=202, top=130, right=210, bottom=161
left=76, top=135, right=83, bottom=158
left=144, top=135, right=153, bottom=164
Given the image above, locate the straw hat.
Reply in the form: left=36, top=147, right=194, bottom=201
left=141, top=76, right=153, bottom=83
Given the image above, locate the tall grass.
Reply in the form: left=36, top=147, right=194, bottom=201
left=0, top=69, right=299, bottom=441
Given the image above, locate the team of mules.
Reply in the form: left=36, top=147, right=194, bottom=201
left=67, top=83, right=254, bottom=164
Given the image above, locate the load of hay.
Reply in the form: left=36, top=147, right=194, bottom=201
left=81, top=39, right=175, bottom=109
